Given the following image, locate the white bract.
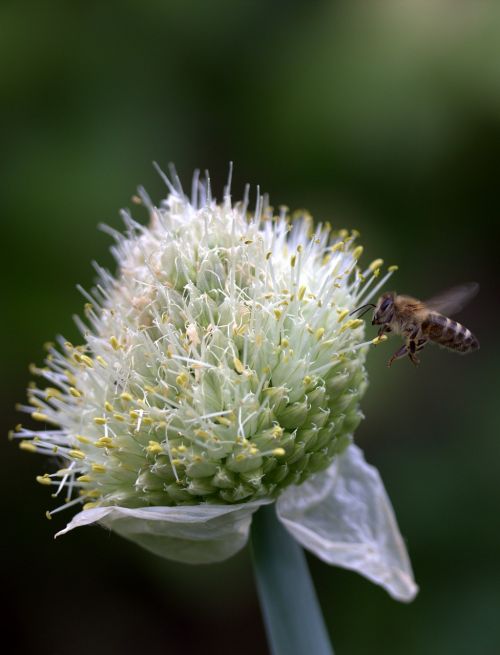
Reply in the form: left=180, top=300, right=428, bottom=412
left=14, top=167, right=416, bottom=601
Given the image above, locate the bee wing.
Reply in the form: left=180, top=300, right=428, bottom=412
left=424, top=282, right=479, bottom=316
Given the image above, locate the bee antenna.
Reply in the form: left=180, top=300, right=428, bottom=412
left=349, top=303, right=376, bottom=317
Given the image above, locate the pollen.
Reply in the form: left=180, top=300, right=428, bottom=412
left=352, top=246, right=364, bottom=260
left=369, top=258, right=384, bottom=271
left=109, top=336, right=121, bottom=350
left=233, top=357, right=245, bottom=374
left=69, top=449, right=86, bottom=460
left=31, top=412, right=49, bottom=422
left=146, top=441, right=163, bottom=454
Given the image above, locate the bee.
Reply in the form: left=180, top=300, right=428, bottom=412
left=352, top=282, right=480, bottom=367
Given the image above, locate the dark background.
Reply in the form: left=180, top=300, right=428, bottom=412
left=2, top=2, right=499, bottom=653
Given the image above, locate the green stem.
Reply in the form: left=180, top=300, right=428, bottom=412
left=250, top=504, right=334, bottom=655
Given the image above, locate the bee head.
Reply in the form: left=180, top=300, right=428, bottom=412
left=372, top=292, right=395, bottom=325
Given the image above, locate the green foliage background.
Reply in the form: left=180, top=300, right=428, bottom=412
left=1, top=2, right=499, bottom=653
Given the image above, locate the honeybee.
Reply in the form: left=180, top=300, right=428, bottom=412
left=352, top=282, right=480, bottom=367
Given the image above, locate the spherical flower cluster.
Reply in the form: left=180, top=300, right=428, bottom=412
left=13, top=168, right=415, bottom=601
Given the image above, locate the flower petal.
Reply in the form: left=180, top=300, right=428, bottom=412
left=56, top=500, right=270, bottom=564
left=276, top=444, right=418, bottom=602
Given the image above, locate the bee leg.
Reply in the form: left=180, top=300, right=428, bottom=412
left=416, top=338, right=427, bottom=352
left=387, top=344, right=408, bottom=367
left=378, top=325, right=391, bottom=337
left=407, top=336, right=422, bottom=366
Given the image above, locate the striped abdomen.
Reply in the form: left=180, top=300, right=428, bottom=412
left=422, top=313, right=479, bottom=353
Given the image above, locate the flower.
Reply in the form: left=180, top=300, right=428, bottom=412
left=13, top=165, right=417, bottom=602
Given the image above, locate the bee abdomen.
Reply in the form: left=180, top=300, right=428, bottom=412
left=422, top=314, right=479, bottom=353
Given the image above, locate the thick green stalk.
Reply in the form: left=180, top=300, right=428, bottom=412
left=250, top=505, right=334, bottom=655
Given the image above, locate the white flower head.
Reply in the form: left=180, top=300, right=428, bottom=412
left=14, top=165, right=416, bottom=602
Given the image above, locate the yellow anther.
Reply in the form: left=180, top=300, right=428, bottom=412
left=36, top=474, right=52, bottom=486
left=322, top=254, right=330, bottom=266
left=369, top=258, right=384, bottom=272
left=337, top=309, right=350, bottom=323
left=91, top=463, right=106, bottom=474
left=281, top=338, right=289, bottom=348
left=194, top=429, right=210, bottom=439
left=273, top=309, right=282, bottom=320
left=352, top=245, right=364, bottom=260
left=272, top=448, right=286, bottom=457
left=171, top=459, right=183, bottom=467
left=144, top=384, right=156, bottom=394
left=249, top=447, right=259, bottom=455
left=31, top=412, right=49, bottom=422
left=142, top=417, right=153, bottom=425
left=77, top=475, right=93, bottom=483
left=372, top=334, right=389, bottom=345
left=69, top=387, right=82, bottom=398
left=176, top=372, right=189, bottom=387
left=129, top=410, right=139, bottom=419
left=272, top=426, right=283, bottom=439
left=104, top=401, right=114, bottom=412
left=109, top=336, right=120, bottom=350
left=351, top=229, right=360, bottom=238
left=96, top=356, right=108, bottom=367
left=177, top=445, right=187, bottom=453
left=80, top=489, right=101, bottom=498
left=235, top=454, right=245, bottom=462
left=45, top=387, right=61, bottom=400
left=80, top=355, right=94, bottom=368
left=20, top=441, right=37, bottom=453
left=233, top=357, right=244, bottom=374
left=64, top=341, right=74, bottom=351
left=45, top=511, right=52, bottom=520
left=93, top=417, right=107, bottom=425
left=215, top=416, right=232, bottom=426
left=298, top=285, right=307, bottom=301
left=303, top=375, right=312, bottom=386
left=146, top=441, right=163, bottom=454
left=266, top=251, right=272, bottom=260
left=332, top=241, right=344, bottom=253
left=113, top=413, right=125, bottom=422
left=388, top=264, right=399, bottom=272
left=95, top=437, right=113, bottom=448
left=120, top=392, right=133, bottom=402
left=315, top=327, right=325, bottom=341
left=83, top=502, right=98, bottom=510
left=69, top=449, right=86, bottom=460
left=290, top=254, right=297, bottom=268
left=339, top=318, right=364, bottom=333
left=76, top=435, right=92, bottom=445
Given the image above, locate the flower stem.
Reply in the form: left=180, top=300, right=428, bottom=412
left=250, top=504, right=334, bottom=655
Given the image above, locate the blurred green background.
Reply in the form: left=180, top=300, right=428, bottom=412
left=1, top=1, right=499, bottom=653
